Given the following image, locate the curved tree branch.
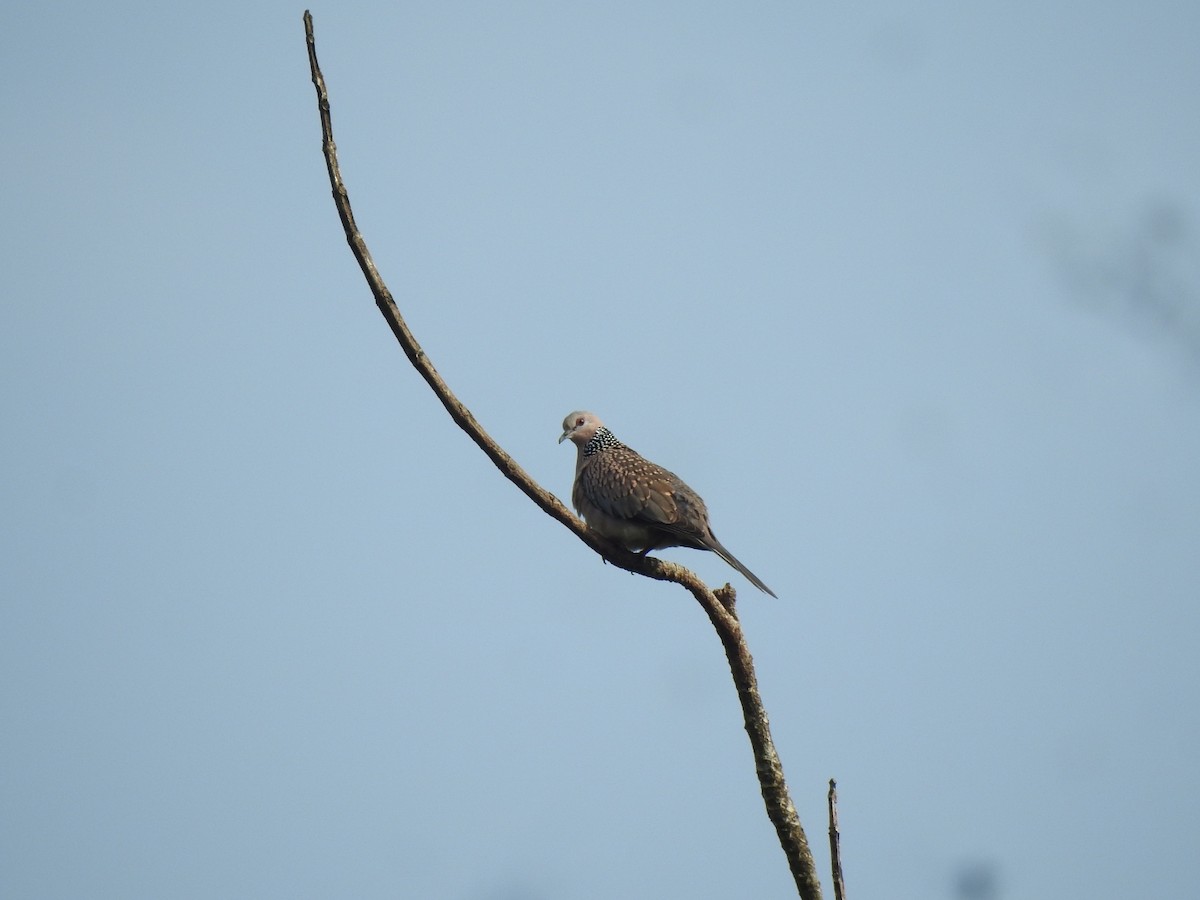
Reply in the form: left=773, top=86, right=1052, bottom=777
left=302, top=12, right=823, bottom=898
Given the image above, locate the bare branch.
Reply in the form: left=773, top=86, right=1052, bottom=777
left=828, top=779, right=847, bottom=900
left=302, top=12, right=824, bottom=897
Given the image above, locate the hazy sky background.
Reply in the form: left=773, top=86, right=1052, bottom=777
left=3, top=3, right=1198, bottom=899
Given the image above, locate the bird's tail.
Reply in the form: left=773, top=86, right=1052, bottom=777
left=708, top=536, right=777, bottom=598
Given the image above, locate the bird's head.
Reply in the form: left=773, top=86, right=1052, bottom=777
left=559, top=410, right=604, bottom=445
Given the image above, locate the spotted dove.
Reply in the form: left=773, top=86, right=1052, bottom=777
left=559, top=411, right=776, bottom=597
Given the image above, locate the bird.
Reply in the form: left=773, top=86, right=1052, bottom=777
left=559, top=410, right=776, bottom=597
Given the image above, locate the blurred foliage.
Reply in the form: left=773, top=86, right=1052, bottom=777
left=1046, top=199, right=1200, bottom=360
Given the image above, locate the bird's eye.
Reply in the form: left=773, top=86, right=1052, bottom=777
left=576, top=417, right=584, bottom=426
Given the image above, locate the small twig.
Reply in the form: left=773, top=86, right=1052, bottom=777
left=828, top=779, right=847, bottom=900
left=301, top=12, right=823, bottom=898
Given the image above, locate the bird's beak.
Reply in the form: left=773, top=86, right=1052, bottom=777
left=557, top=430, right=569, bottom=444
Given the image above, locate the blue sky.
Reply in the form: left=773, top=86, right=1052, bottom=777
left=2, top=3, right=1198, bottom=898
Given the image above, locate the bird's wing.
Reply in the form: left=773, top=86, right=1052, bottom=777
left=580, top=449, right=711, bottom=542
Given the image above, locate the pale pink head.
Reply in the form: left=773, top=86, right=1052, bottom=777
left=558, top=410, right=604, bottom=445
